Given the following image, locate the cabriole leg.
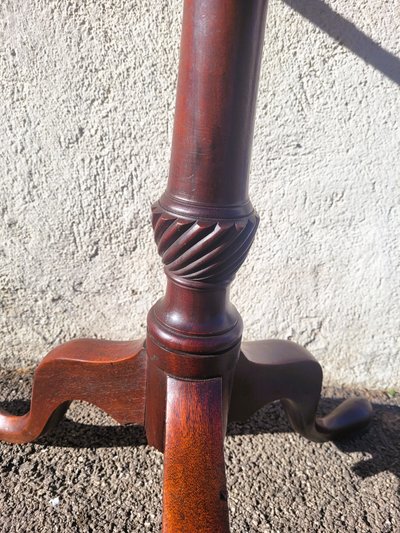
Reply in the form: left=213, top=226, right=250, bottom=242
left=229, top=340, right=372, bottom=442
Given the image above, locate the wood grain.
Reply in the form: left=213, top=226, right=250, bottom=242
left=162, top=376, right=230, bottom=533
left=0, top=339, right=146, bottom=443
left=0, top=2, right=373, bottom=532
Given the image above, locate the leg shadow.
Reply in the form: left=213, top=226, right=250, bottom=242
left=227, top=394, right=400, bottom=486
left=0, top=399, right=147, bottom=449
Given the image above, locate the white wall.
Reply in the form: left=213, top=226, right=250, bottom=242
left=0, top=0, right=399, bottom=388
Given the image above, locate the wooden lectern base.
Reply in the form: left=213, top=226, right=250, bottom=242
left=1, top=1, right=372, bottom=531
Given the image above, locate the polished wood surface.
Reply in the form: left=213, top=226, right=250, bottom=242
left=229, top=340, right=372, bottom=442
left=167, top=0, right=268, bottom=207
left=0, top=339, right=146, bottom=444
left=162, top=377, right=229, bottom=533
left=0, top=0, right=372, bottom=531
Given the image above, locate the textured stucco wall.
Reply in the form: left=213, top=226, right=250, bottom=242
left=0, top=0, right=399, bottom=388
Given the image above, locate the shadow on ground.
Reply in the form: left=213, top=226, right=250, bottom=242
left=229, top=395, right=400, bottom=488
left=1, top=387, right=399, bottom=489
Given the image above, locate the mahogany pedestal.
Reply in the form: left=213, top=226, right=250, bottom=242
left=0, top=1, right=372, bottom=531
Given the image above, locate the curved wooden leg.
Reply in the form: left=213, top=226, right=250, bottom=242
left=229, top=340, right=372, bottom=442
left=0, top=338, right=147, bottom=444
left=162, top=376, right=230, bottom=533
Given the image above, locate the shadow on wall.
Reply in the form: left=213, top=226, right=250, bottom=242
left=284, top=0, right=400, bottom=86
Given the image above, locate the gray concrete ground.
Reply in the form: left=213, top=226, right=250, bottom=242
left=0, top=369, right=398, bottom=532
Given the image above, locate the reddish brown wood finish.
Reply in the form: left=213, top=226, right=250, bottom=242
left=167, top=0, right=268, bottom=208
left=0, top=0, right=373, bottom=531
left=145, top=334, right=239, bottom=452
left=229, top=341, right=372, bottom=441
left=146, top=1, right=371, bottom=529
left=162, top=377, right=229, bottom=533
left=0, top=339, right=146, bottom=443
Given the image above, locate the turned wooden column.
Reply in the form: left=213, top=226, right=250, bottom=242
left=145, top=1, right=268, bottom=531
left=0, top=1, right=372, bottom=531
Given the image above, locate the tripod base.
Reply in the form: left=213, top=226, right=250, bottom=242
left=0, top=338, right=371, bottom=531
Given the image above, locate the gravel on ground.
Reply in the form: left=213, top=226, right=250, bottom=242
left=0, top=368, right=398, bottom=532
